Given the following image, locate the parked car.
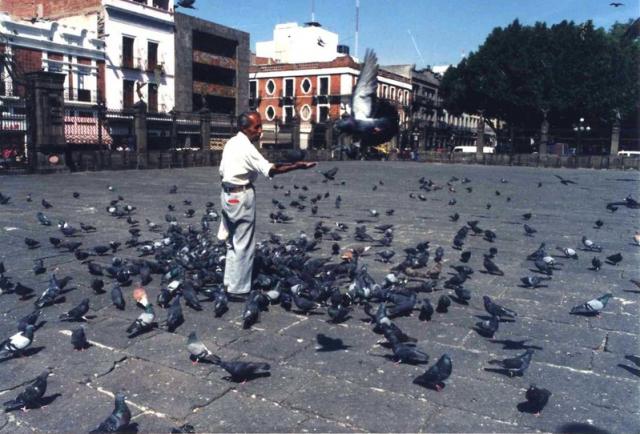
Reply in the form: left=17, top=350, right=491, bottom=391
left=452, top=146, right=495, bottom=154
left=617, top=150, right=640, bottom=157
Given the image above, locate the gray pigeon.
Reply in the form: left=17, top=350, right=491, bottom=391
left=488, top=349, right=534, bottom=377
left=187, top=331, right=212, bottom=363
left=90, top=392, right=131, bottom=433
left=570, top=293, right=613, bottom=316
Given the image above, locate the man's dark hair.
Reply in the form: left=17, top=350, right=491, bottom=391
left=237, top=111, right=260, bottom=130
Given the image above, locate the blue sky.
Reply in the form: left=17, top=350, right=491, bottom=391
left=185, top=0, right=638, bottom=67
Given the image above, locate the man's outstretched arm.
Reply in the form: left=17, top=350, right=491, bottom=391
left=268, top=161, right=316, bottom=177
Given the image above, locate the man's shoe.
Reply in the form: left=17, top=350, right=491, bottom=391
left=227, top=292, right=250, bottom=302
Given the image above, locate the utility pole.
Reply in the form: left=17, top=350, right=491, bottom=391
left=355, top=0, right=359, bottom=59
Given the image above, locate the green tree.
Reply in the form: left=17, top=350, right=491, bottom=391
left=440, top=19, right=639, bottom=133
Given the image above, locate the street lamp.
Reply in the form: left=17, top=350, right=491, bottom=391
left=573, top=117, right=591, bottom=155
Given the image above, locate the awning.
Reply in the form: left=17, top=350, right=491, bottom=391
left=64, top=116, right=113, bottom=146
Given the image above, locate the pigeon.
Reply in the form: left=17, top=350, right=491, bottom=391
left=554, top=174, right=576, bottom=185
left=606, top=253, right=622, bottom=265
left=34, top=274, right=62, bottom=308
left=436, top=295, right=451, bottom=313
left=556, top=246, right=578, bottom=259
left=523, top=224, right=537, bottom=236
left=520, top=276, right=551, bottom=288
left=321, top=167, right=338, bottom=181
left=534, top=258, right=553, bottom=275
left=59, top=298, right=90, bottom=322
left=3, top=370, right=50, bottom=412
left=388, top=333, right=430, bottom=365
left=17, top=310, right=41, bottom=332
left=36, top=212, right=52, bottom=226
left=90, top=392, right=131, bottom=434
left=165, top=296, right=184, bottom=332
left=0, top=325, right=34, bottom=358
left=488, top=349, right=534, bottom=377
left=582, top=236, right=602, bottom=252
left=32, top=259, right=46, bottom=276
left=327, top=304, right=351, bottom=323
left=453, top=286, right=472, bottom=303
left=450, top=213, right=460, bottom=222
left=0, top=192, right=11, bottom=204
left=111, top=285, right=125, bottom=310
left=522, top=213, right=532, bottom=220
left=213, top=290, right=229, bottom=317
left=187, top=331, right=213, bottom=363
left=334, top=49, right=399, bottom=150
left=483, top=296, right=517, bottom=319
left=41, top=198, right=52, bottom=209
left=181, top=283, right=202, bottom=311
left=242, top=293, right=261, bottom=329
left=460, top=251, right=471, bottom=263
left=483, top=255, right=504, bottom=276
left=591, top=257, right=602, bottom=271
left=175, top=0, right=196, bottom=8
left=413, top=354, right=452, bottom=391
left=211, top=355, right=271, bottom=382
left=24, top=238, right=40, bottom=249
left=126, top=304, right=155, bottom=336
left=91, top=278, right=105, bottom=294
left=594, top=219, right=603, bottom=229
left=418, top=299, right=434, bottom=321
left=475, top=315, right=499, bottom=338
left=71, top=327, right=90, bottom=350
left=523, top=384, right=552, bottom=416
left=316, top=333, right=349, bottom=351
left=570, top=293, right=613, bottom=316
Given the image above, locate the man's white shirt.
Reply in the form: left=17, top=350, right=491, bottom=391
left=219, top=131, right=273, bottom=185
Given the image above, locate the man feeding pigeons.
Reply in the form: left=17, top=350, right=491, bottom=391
left=218, top=111, right=316, bottom=297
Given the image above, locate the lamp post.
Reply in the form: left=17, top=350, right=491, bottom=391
left=573, top=117, right=591, bottom=155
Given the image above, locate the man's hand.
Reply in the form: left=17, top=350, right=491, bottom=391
left=297, top=161, right=317, bottom=169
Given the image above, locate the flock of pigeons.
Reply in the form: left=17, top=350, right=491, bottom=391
left=0, top=166, right=639, bottom=432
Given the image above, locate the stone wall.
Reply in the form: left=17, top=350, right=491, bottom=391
left=66, top=148, right=334, bottom=172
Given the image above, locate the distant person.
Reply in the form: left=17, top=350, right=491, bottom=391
left=218, top=111, right=316, bottom=297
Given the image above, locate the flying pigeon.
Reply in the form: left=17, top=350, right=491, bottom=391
left=335, top=49, right=399, bottom=153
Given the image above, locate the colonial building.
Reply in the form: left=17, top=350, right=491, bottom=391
left=174, top=12, right=249, bottom=115
left=1, top=0, right=176, bottom=112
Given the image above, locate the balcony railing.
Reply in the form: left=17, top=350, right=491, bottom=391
left=120, top=55, right=144, bottom=71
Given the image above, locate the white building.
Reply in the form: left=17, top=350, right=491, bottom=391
left=256, top=22, right=344, bottom=64
left=55, top=0, right=176, bottom=111
left=0, top=12, right=105, bottom=104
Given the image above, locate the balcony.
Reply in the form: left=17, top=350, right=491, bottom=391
left=120, top=55, right=144, bottom=71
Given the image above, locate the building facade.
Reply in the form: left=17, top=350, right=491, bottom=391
left=256, top=22, right=344, bottom=64
left=2, top=0, right=176, bottom=111
left=174, top=12, right=249, bottom=115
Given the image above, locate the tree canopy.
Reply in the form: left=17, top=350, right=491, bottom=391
left=439, top=19, right=639, bottom=130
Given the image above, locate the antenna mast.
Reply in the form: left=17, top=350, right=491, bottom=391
left=355, top=0, right=359, bottom=58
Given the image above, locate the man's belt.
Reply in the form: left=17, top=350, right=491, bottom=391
left=222, top=183, right=253, bottom=193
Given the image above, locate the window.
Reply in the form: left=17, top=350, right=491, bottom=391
left=266, top=79, right=276, bottom=95
left=47, top=52, right=63, bottom=73
left=283, top=106, right=294, bottom=123
left=265, top=105, right=276, bottom=121
left=283, top=78, right=294, bottom=97
left=318, top=76, right=329, bottom=95
left=318, top=105, right=329, bottom=123
left=300, top=104, right=311, bottom=121
left=147, top=41, right=158, bottom=71
left=192, top=63, right=235, bottom=86
left=301, top=78, right=311, bottom=94
left=249, top=80, right=257, bottom=99
left=382, top=85, right=388, bottom=99
left=122, top=36, right=134, bottom=69
left=192, top=31, right=237, bottom=58
left=148, top=84, right=158, bottom=112
left=123, top=79, right=134, bottom=108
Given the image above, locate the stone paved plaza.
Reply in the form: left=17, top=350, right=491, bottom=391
left=0, top=162, right=638, bottom=433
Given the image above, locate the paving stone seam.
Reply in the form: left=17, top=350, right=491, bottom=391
left=88, top=383, right=170, bottom=419
left=418, top=405, right=540, bottom=433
